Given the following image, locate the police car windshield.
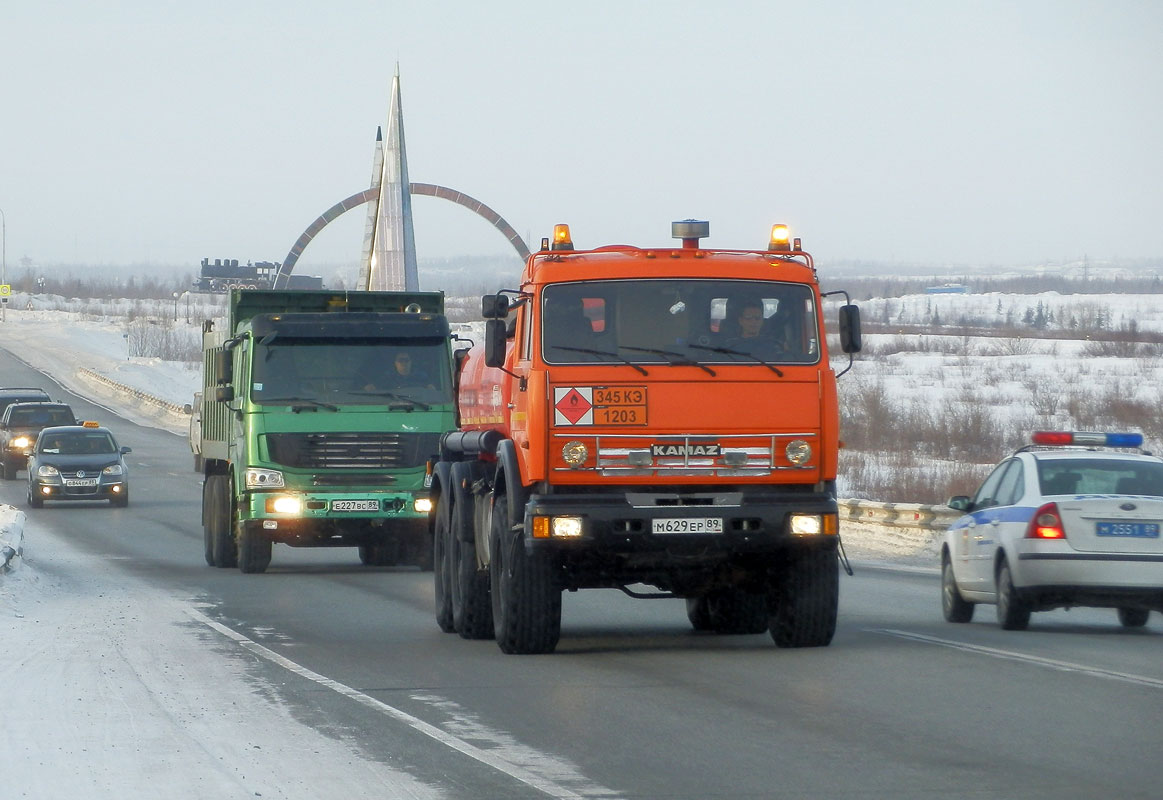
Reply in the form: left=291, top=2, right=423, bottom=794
left=1037, top=458, right=1163, bottom=497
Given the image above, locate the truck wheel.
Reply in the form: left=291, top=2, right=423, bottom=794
left=769, top=546, right=839, bottom=648
left=208, top=474, right=238, bottom=568
left=1, top=460, right=16, bottom=480
left=707, top=590, right=769, bottom=634
left=489, top=494, right=560, bottom=654
left=238, top=523, right=272, bottom=574
left=202, top=479, right=215, bottom=565
left=358, top=544, right=377, bottom=565
left=451, top=486, right=493, bottom=640
left=1117, top=607, right=1150, bottom=628
left=433, top=497, right=455, bottom=632
left=685, top=597, right=712, bottom=631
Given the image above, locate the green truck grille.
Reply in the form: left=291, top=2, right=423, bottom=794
left=265, top=432, right=441, bottom=470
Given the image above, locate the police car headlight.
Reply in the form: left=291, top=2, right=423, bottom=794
left=102, top=464, right=124, bottom=476
left=785, top=439, right=812, bottom=466
left=11, top=436, right=31, bottom=449
left=246, top=468, right=285, bottom=488
left=562, top=441, right=589, bottom=467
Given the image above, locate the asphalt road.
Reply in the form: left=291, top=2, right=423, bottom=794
left=3, top=350, right=1162, bottom=799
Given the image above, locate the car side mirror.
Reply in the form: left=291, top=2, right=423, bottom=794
left=120, top=446, right=132, bottom=455
left=482, top=293, right=510, bottom=319
left=214, top=386, right=235, bottom=403
left=947, top=495, right=972, bottom=512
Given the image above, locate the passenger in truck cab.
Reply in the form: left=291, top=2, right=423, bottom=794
left=543, top=293, right=599, bottom=360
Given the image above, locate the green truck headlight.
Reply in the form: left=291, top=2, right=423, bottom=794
left=413, top=498, right=433, bottom=513
left=246, top=468, right=285, bottom=489
left=268, top=495, right=302, bottom=514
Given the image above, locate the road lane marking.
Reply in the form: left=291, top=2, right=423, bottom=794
left=876, top=628, right=1163, bottom=690
left=187, top=607, right=620, bottom=799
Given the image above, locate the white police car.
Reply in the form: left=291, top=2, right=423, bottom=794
left=942, top=432, right=1163, bottom=630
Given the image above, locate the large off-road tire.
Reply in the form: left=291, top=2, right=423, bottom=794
left=769, top=546, right=839, bottom=648
left=489, top=493, right=561, bottom=654
left=686, top=597, right=712, bottom=631
left=942, top=554, right=975, bottom=623
left=433, top=495, right=455, bottom=632
left=202, top=480, right=216, bottom=566
left=1117, top=607, right=1150, bottom=628
left=238, top=523, right=272, bottom=574
left=707, top=590, right=770, bottom=634
left=451, top=483, right=493, bottom=640
left=208, top=474, right=237, bottom=569
left=996, top=560, right=1030, bottom=631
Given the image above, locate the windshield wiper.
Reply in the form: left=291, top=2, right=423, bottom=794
left=619, top=346, right=717, bottom=376
left=261, top=396, right=340, bottom=412
left=349, top=390, right=431, bottom=411
left=550, top=346, right=649, bottom=375
left=688, top=344, right=784, bottom=377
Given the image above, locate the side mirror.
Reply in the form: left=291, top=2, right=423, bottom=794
left=482, top=293, right=510, bottom=320
left=484, top=319, right=507, bottom=368
left=838, top=304, right=862, bottom=354
left=182, top=403, right=193, bottom=415
left=213, top=349, right=233, bottom=385
left=120, top=446, right=133, bottom=455
left=214, top=386, right=235, bottom=402
left=947, top=495, right=972, bottom=512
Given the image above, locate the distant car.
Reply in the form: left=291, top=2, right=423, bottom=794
left=27, top=422, right=132, bottom=508
left=0, top=401, right=78, bottom=479
left=0, top=387, right=51, bottom=419
left=942, top=431, right=1163, bottom=630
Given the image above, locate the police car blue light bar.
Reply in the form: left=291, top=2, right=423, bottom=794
left=1031, top=431, right=1143, bottom=448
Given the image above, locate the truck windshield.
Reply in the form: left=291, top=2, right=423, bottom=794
left=250, top=339, right=452, bottom=407
left=540, top=279, right=819, bottom=366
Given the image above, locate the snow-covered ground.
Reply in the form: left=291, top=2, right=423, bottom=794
left=0, top=301, right=936, bottom=798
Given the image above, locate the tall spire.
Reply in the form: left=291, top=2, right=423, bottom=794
left=363, top=66, right=418, bottom=291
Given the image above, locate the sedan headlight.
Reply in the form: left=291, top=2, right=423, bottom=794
left=11, top=436, right=31, bottom=449
left=102, top=464, right=124, bottom=476
left=37, top=465, right=60, bottom=478
left=246, top=468, right=285, bottom=488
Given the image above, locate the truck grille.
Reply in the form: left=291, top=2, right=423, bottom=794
left=265, top=432, right=441, bottom=470
left=552, top=432, right=818, bottom=478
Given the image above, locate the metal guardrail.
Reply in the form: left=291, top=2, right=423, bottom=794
left=78, top=368, right=190, bottom=416
left=838, top=498, right=960, bottom=532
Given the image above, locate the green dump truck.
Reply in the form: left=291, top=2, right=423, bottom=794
left=198, top=289, right=457, bottom=573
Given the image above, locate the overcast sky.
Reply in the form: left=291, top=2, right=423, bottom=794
left=2, top=0, right=1161, bottom=276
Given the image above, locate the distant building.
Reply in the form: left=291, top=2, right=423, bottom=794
left=924, top=284, right=969, bottom=295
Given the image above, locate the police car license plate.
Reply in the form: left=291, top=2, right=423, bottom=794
left=1096, top=521, right=1160, bottom=538
left=65, top=478, right=98, bottom=487
left=331, top=500, right=379, bottom=512
left=652, top=517, right=723, bottom=534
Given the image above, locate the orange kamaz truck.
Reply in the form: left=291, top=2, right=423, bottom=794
left=430, top=220, right=861, bottom=653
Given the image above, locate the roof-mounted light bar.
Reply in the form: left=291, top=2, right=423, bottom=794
left=768, top=224, right=791, bottom=252
left=551, top=224, right=574, bottom=251
left=1031, top=431, right=1144, bottom=448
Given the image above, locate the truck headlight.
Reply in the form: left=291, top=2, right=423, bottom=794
left=246, top=468, right=285, bottom=488
left=11, top=436, right=31, bottom=449
left=413, top=498, right=433, bottom=513
left=785, top=439, right=812, bottom=466
left=551, top=516, right=584, bottom=537
left=562, top=441, right=589, bottom=467
left=789, top=513, right=838, bottom=536
left=267, top=495, right=302, bottom=514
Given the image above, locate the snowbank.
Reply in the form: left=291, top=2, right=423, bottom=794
left=1, top=503, right=25, bottom=571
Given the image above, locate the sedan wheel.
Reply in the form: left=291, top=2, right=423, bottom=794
left=1117, top=608, right=1150, bottom=628
left=941, top=556, right=975, bottom=623
left=996, top=561, right=1030, bottom=631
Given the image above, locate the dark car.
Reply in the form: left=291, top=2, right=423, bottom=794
left=27, top=423, right=131, bottom=508
left=0, top=401, right=77, bottom=479
left=0, top=387, right=51, bottom=419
